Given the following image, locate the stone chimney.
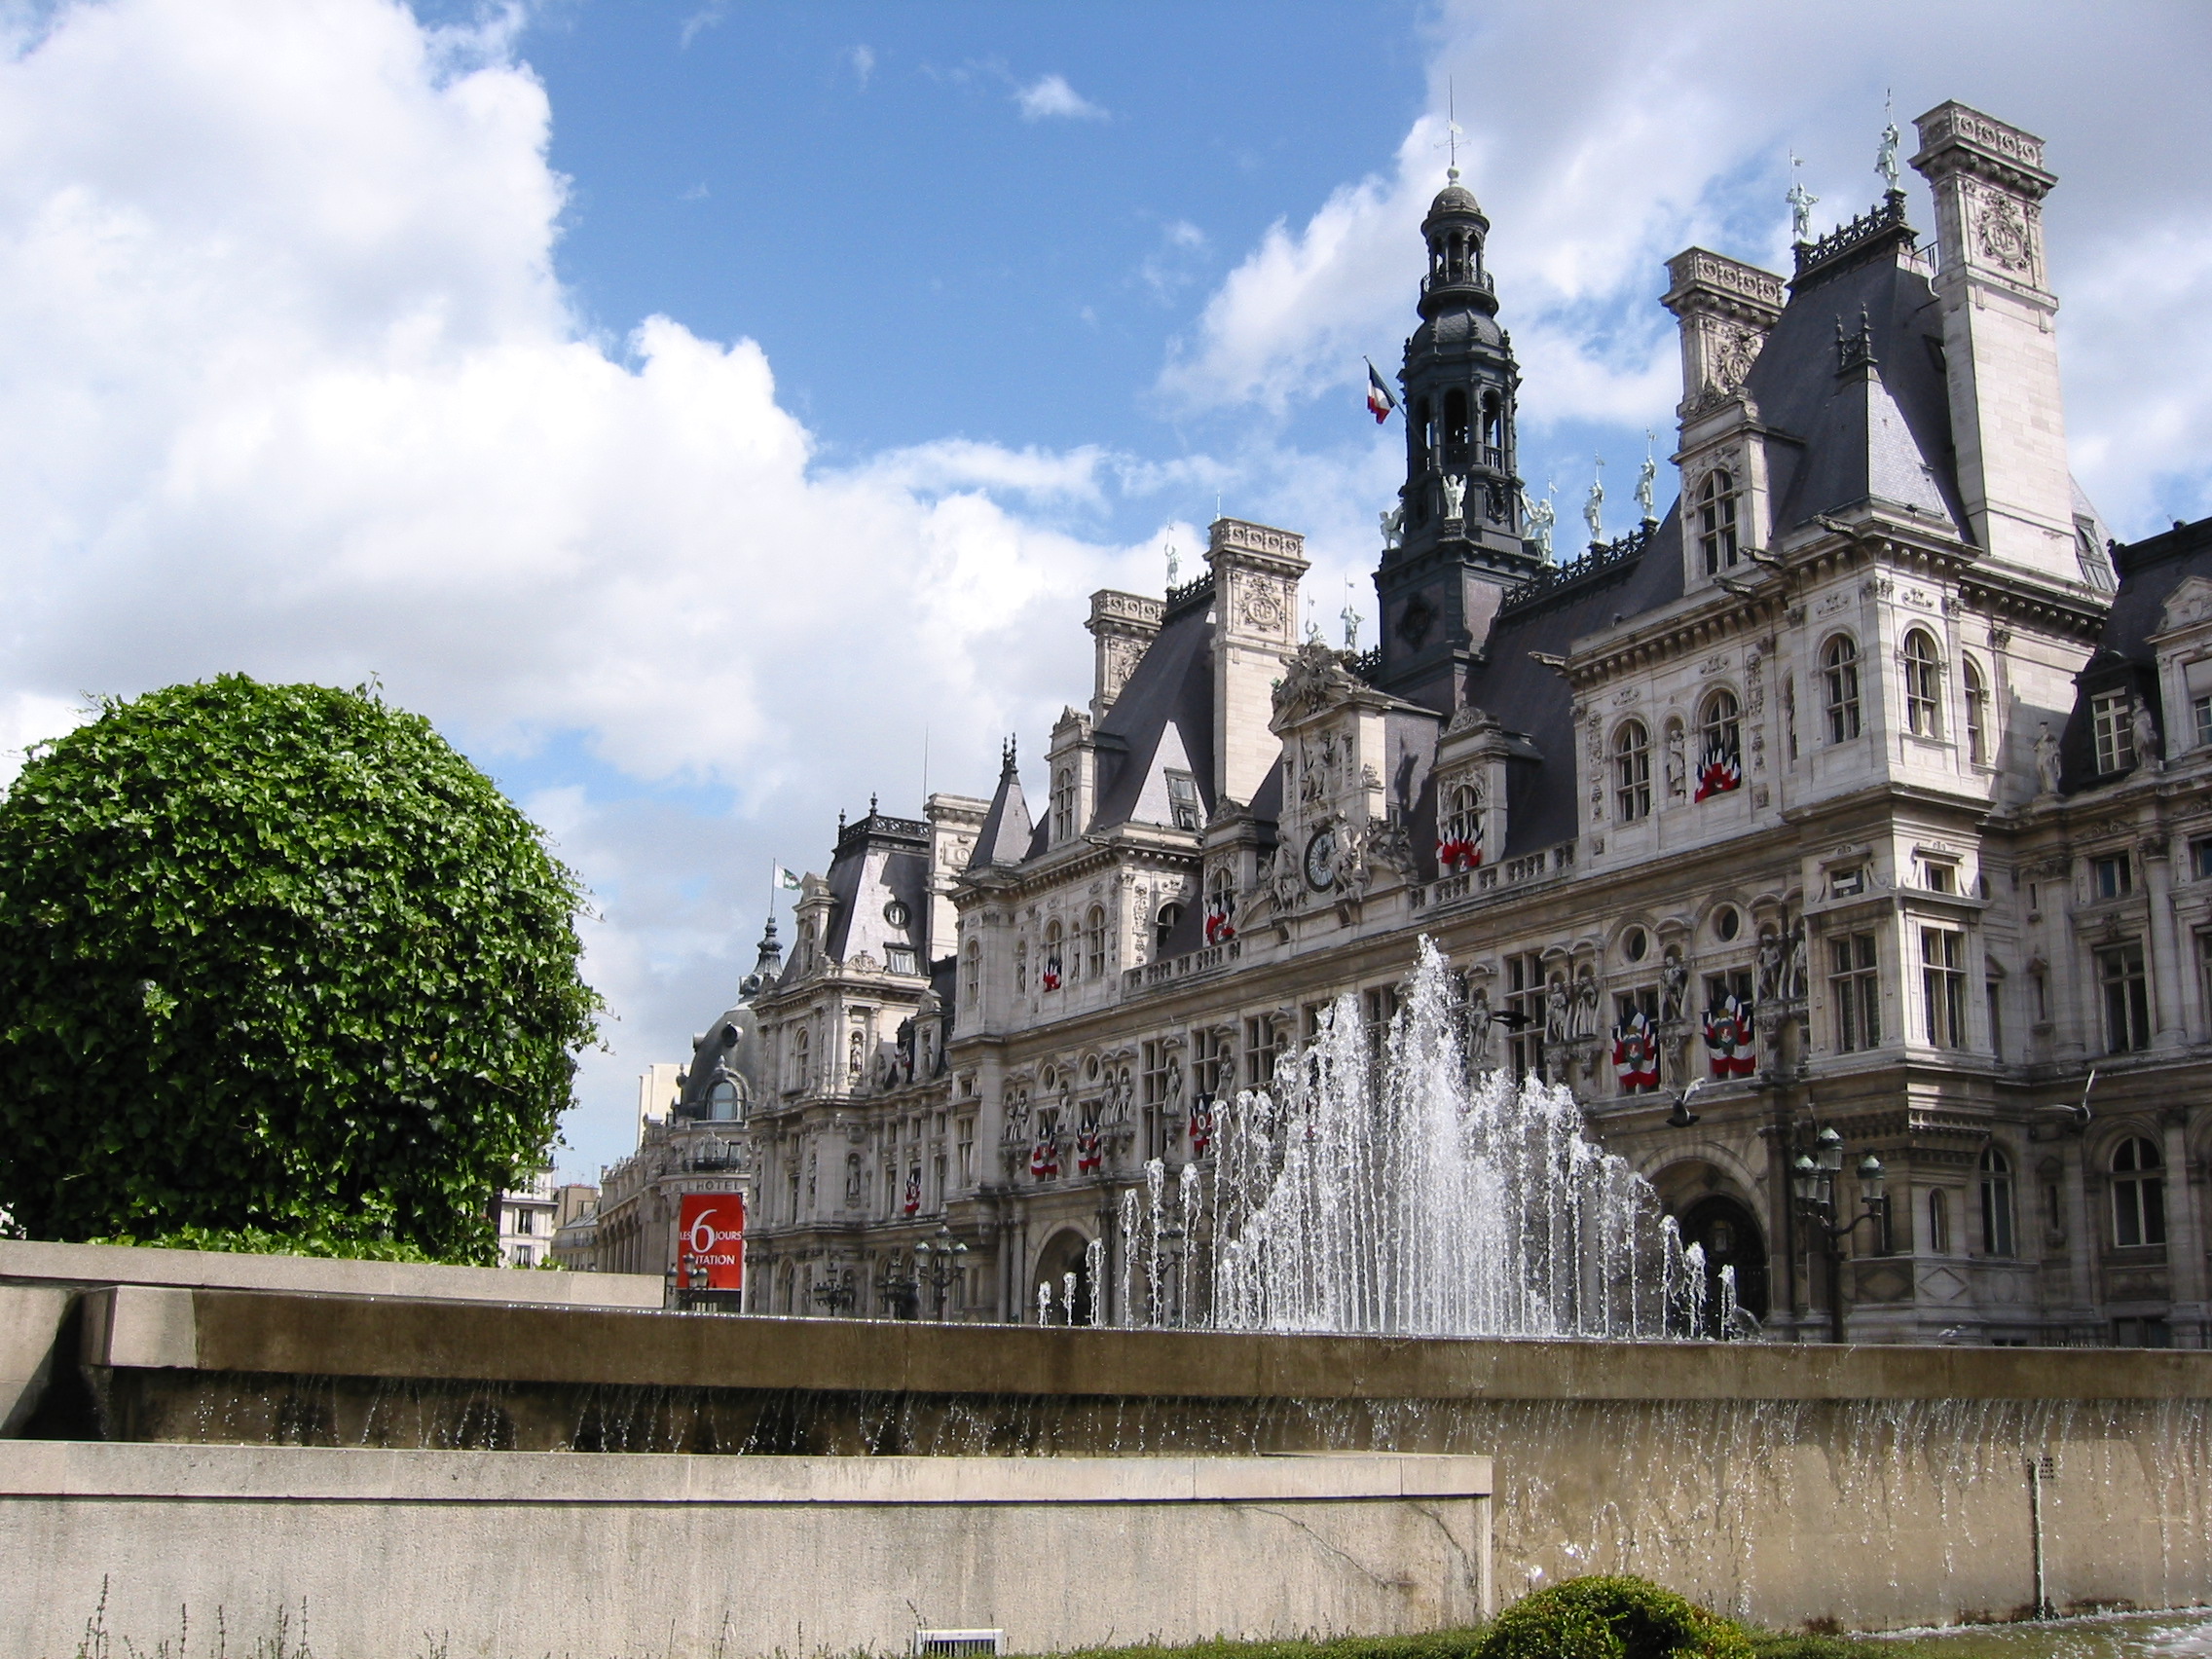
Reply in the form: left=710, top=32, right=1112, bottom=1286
left=1086, top=590, right=1162, bottom=721
left=1205, top=517, right=1308, bottom=808
left=1910, top=101, right=2077, bottom=580
left=1660, top=248, right=1786, bottom=424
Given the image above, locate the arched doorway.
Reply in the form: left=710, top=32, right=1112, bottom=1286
left=1031, top=1228, right=1094, bottom=1326
left=1677, top=1194, right=1768, bottom=1335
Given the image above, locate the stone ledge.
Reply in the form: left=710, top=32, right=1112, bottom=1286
left=0, top=1238, right=664, bottom=1309
left=0, top=1441, right=1491, bottom=1506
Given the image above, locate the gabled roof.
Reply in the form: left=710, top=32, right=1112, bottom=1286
left=2054, top=513, right=2212, bottom=793
left=1088, top=598, right=1217, bottom=832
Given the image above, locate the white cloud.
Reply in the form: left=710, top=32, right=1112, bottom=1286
left=849, top=44, right=875, bottom=90
left=1014, top=73, right=1106, bottom=123
left=0, top=0, right=1160, bottom=1174
left=1164, top=0, right=2212, bottom=536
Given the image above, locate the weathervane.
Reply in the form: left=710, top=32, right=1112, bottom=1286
left=1876, top=91, right=1902, bottom=193
left=1436, top=77, right=1464, bottom=183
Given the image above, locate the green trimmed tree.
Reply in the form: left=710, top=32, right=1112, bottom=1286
left=0, top=675, right=600, bottom=1262
left=1475, top=1576, right=1753, bottom=1659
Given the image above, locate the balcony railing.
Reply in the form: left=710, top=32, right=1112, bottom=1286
left=1124, top=937, right=1241, bottom=994
left=1409, top=842, right=1575, bottom=911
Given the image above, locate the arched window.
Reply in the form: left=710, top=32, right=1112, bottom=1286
left=709, top=1079, right=742, bottom=1123
left=1978, top=1145, right=2015, bottom=1258
left=1444, top=388, right=1468, bottom=461
left=1440, top=780, right=1484, bottom=867
left=791, top=1027, right=810, bottom=1092
left=1902, top=629, right=1943, bottom=738
left=1613, top=720, right=1651, bottom=822
left=1823, top=635, right=1862, bottom=742
left=1414, top=398, right=1433, bottom=456
left=1695, top=690, right=1742, bottom=800
left=1481, top=392, right=1501, bottom=461
left=963, top=940, right=979, bottom=1008
left=797, top=920, right=816, bottom=972
left=1043, top=920, right=1064, bottom=989
left=2112, top=1136, right=2167, bottom=1247
left=1086, top=904, right=1107, bottom=980
left=1204, top=868, right=1236, bottom=944
left=1155, top=902, right=1184, bottom=955
left=1698, top=470, right=1739, bottom=574
left=1926, top=1188, right=1950, bottom=1255
left=1051, top=767, right=1075, bottom=841
left=1963, top=656, right=1990, bottom=765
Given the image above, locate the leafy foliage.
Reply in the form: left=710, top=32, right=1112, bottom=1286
left=1046, top=1633, right=1486, bottom=1659
left=0, top=676, right=600, bottom=1262
left=86, top=1224, right=444, bottom=1264
left=1473, top=1577, right=1753, bottom=1659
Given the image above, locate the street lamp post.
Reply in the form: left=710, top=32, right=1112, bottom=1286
left=1790, top=1125, right=1889, bottom=1344
left=913, top=1224, right=971, bottom=1322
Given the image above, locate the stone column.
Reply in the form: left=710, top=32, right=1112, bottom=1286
left=2143, top=835, right=2189, bottom=1048
left=2064, top=1134, right=2097, bottom=1336
left=2163, top=1109, right=2206, bottom=1346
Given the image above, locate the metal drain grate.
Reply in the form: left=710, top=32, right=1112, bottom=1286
left=913, top=1631, right=1004, bottom=1657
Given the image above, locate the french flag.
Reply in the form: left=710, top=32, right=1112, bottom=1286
left=1366, top=359, right=1398, bottom=424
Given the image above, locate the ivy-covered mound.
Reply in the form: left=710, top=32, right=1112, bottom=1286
left=0, top=676, right=600, bottom=1263
left=1474, top=1576, right=1752, bottom=1659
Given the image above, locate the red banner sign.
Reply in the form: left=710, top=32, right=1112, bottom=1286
left=677, top=1193, right=745, bottom=1291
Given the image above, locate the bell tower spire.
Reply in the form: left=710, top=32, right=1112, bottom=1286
left=1373, top=173, right=1543, bottom=712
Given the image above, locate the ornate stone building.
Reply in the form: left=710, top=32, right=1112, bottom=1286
left=722, top=101, right=2212, bottom=1346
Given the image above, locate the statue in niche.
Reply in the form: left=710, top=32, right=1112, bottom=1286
left=1660, top=950, right=1688, bottom=1023
left=1441, top=473, right=1467, bottom=520
left=1664, top=724, right=1687, bottom=798
left=1380, top=504, right=1404, bottom=550
left=1522, top=486, right=1556, bottom=561
left=2033, top=721, right=2063, bottom=796
left=1466, top=984, right=1494, bottom=1066
left=2132, top=697, right=2162, bottom=772
left=1544, top=975, right=1570, bottom=1045
left=845, top=1153, right=864, bottom=1205
left=1756, top=929, right=1785, bottom=1004
left=1569, top=966, right=1602, bottom=1040
left=1783, top=917, right=1808, bottom=1002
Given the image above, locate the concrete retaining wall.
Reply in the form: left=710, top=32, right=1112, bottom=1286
left=0, top=1444, right=1491, bottom=1659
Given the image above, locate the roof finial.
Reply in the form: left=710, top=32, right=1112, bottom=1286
left=1000, top=734, right=1018, bottom=779
left=1876, top=91, right=1901, bottom=194
left=1787, top=150, right=1820, bottom=245
left=1438, top=77, right=1464, bottom=183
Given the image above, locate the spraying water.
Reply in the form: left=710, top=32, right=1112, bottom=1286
left=1124, top=937, right=1705, bottom=1340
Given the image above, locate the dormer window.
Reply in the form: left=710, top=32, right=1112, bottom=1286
left=1051, top=766, right=1075, bottom=842
left=2090, top=690, right=2136, bottom=774
left=1698, top=470, right=1739, bottom=574
left=1164, top=771, right=1202, bottom=830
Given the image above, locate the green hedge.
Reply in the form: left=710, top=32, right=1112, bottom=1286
left=1473, top=1576, right=1751, bottom=1659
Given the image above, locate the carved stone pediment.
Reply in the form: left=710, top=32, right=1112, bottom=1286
left=1271, top=643, right=1365, bottom=723
left=2157, top=574, right=2212, bottom=635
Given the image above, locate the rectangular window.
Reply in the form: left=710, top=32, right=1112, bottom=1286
left=514, top=1244, right=533, bottom=1268
left=2092, top=855, right=2132, bottom=901
left=1829, top=933, right=1881, bottom=1052
left=1505, top=954, right=1544, bottom=1079
left=957, top=1123, right=975, bottom=1188
left=1192, top=1027, right=1229, bottom=1098
left=1141, top=1040, right=1169, bottom=1158
left=1243, top=1014, right=1280, bottom=1093
left=2193, top=839, right=2212, bottom=882
left=2194, top=692, right=2212, bottom=751
left=1986, top=980, right=2003, bottom=1061
left=516, top=1208, right=535, bottom=1235
left=1920, top=927, right=1967, bottom=1049
left=1704, top=968, right=1753, bottom=1012
left=2091, top=690, right=2137, bottom=774
left=1919, top=858, right=1957, bottom=895
left=2200, top=933, right=2212, bottom=1028
left=886, top=945, right=918, bottom=976
left=2097, top=941, right=2152, bottom=1053
left=1164, top=770, right=1202, bottom=831
left=1828, top=866, right=1865, bottom=899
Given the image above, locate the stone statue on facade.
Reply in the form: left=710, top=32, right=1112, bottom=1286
left=1787, top=152, right=1819, bottom=244
left=1380, top=504, right=1404, bottom=550
left=1584, top=467, right=1604, bottom=546
left=1636, top=436, right=1658, bottom=526
left=1664, top=723, right=1687, bottom=797
left=1466, top=983, right=1494, bottom=1066
left=1660, top=950, right=1688, bottom=1023
left=2033, top=721, right=2063, bottom=796
left=1877, top=96, right=1902, bottom=192
left=1569, top=966, right=1601, bottom=1040
left=1756, top=929, right=1785, bottom=1004
left=2132, top=697, right=2161, bottom=771
left=1783, top=917, right=1808, bottom=1003
left=1521, top=485, right=1556, bottom=560
left=1544, top=975, right=1570, bottom=1045
left=1441, top=473, right=1467, bottom=520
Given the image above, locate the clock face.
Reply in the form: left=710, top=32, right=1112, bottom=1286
left=1304, top=827, right=1338, bottom=891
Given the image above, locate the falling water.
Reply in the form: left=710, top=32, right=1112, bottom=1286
left=1124, top=937, right=1703, bottom=1339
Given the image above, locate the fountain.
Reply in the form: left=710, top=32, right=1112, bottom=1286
left=1124, top=939, right=1706, bottom=1340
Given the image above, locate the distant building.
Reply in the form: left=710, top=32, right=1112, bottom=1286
left=637, top=1061, right=682, bottom=1144
left=494, top=1170, right=557, bottom=1268
left=708, top=101, right=2212, bottom=1347
left=548, top=1182, right=602, bottom=1271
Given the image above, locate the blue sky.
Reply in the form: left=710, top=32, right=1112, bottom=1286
left=0, top=0, right=2207, bottom=1183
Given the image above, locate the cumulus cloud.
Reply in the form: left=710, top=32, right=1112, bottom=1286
left=0, top=0, right=1158, bottom=1172
left=1014, top=72, right=1106, bottom=123
left=1163, top=0, right=2212, bottom=535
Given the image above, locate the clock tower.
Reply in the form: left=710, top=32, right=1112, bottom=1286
left=1374, top=172, right=1546, bottom=713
